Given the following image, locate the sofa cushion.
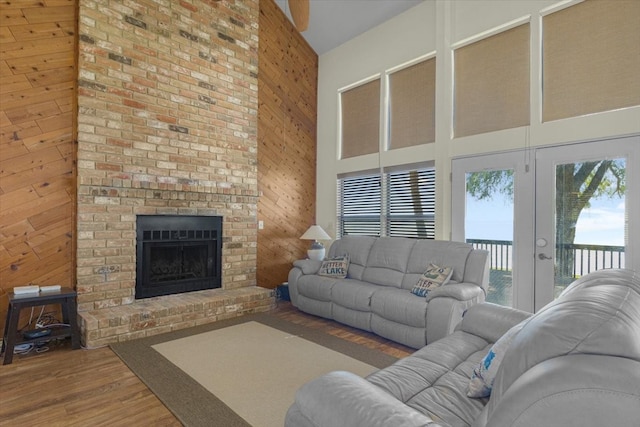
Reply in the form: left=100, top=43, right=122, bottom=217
left=411, top=264, right=453, bottom=297
left=295, top=295, right=333, bottom=319
left=328, top=236, right=376, bottom=280
left=367, top=330, right=490, bottom=427
left=410, top=369, right=484, bottom=426
left=362, top=237, right=415, bottom=287
left=331, top=279, right=376, bottom=311
left=334, top=305, right=372, bottom=332
left=318, top=255, right=349, bottom=278
left=370, top=315, right=429, bottom=349
left=370, top=287, right=428, bottom=328
left=402, top=240, right=472, bottom=289
left=292, top=371, right=438, bottom=427
left=296, top=275, right=338, bottom=301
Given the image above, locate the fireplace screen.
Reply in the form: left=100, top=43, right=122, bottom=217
left=136, top=215, right=222, bottom=299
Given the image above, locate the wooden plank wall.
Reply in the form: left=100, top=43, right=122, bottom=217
left=0, top=0, right=316, bottom=333
left=0, top=0, right=77, bottom=330
left=258, top=0, right=318, bottom=288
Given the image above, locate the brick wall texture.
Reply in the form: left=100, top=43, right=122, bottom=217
left=76, top=0, right=259, bottom=311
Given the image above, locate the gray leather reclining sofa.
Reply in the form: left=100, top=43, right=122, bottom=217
left=285, top=268, right=640, bottom=427
left=288, top=236, right=490, bottom=348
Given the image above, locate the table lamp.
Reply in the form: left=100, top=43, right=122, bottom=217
left=300, top=225, right=331, bottom=261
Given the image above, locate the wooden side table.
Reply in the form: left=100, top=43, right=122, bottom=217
left=1, top=287, right=80, bottom=365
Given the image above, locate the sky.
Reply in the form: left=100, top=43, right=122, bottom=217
left=465, top=194, right=626, bottom=247
left=573, top=200, right=625, bottom=246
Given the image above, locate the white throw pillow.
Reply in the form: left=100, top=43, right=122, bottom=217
left=467, top=320, right=526, bottom=398
left=411, top=264, right=453, bottom=297
left=318, top=255, right=349, bottom=278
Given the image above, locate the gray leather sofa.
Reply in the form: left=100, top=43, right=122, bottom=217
left=288, top=236, right=490, bottom=348
left=285, top=268, right=640, bottom=427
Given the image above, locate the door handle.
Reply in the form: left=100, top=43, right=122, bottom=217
left=538, top=253, right=552, bottom=260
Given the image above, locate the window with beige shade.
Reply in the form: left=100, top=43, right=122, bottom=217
left=454, top=23, right=530, bottom=138
left=542, top=0, right=640, bottom=122
left=388, top=58, right=436, bottom=149
left=340, top=78, right=380, bottom=159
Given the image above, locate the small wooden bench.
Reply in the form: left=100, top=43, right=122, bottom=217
left=1, top=287, right=80, bottom=365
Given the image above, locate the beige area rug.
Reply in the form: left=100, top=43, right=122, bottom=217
left=110, top=313, right=398, bottom=427
left=153, top=321, right=377, bottom=427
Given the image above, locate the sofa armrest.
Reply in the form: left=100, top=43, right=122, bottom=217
left=477, top=355, right=640, bottom=427
left=425, top=283, right=482, bottom=302
left=288, top=259, right=323, bottom=306
left=425, top=283, right=488, bottom=344
left=288, top=371, right=441, bottom=427
left=458, top=303, right=531, bottom=344
left=293, top=259, right=323, bottom=275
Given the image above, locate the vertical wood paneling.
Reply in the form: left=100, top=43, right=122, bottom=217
left=258, top=0, right=318, bottom=288
left=0, top=0, right=315, bottom=330
left=0, top=0, right=77, bottom=330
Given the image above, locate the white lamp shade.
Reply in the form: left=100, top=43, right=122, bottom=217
left=300, top=225, right=331, bottom=241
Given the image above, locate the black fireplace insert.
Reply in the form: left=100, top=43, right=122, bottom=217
left=136, top=215, right=222, bottom=299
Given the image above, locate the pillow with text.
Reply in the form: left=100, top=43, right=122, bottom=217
left=318, top=255, right=350, bottom=279
left=411, top=264, right=453, bottom=297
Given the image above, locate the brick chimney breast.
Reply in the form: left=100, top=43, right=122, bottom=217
left=75, top=0, right=272, bottom=348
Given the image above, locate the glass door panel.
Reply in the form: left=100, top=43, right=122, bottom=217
left=464, top=170, right=515, bottom=306
left=553, top=158, right=626, bottom=297
left=534, top=138, right=638, bottom=310
left=452, top=151, right=534, bottom=312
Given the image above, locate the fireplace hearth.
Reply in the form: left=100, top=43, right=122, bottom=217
left=136, top=215, right=223, bottom=299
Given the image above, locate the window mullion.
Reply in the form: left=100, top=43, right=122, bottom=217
left=381, top=172, right=389, bottom=237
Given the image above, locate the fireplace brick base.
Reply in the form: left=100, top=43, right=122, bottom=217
left=78, top=286, right=274, bottom=348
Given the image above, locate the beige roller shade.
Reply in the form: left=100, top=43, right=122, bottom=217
left=341, top=79, right=380, bottom=159
left=389, top=58, right=436, bottom=149
left=454, top=24, right=530, bottom=138
left=543, top=0, right=640, bottom=122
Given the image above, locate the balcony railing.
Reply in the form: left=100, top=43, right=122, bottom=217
left=467, top=239, right=625, bottom=278
left=466, top=238, right=625, bottom=306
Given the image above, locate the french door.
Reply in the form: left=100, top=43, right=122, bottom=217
left=452, top=136, right=639, bottom=312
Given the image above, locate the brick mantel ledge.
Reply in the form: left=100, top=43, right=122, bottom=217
left=78, top=287, right=275, bottom=348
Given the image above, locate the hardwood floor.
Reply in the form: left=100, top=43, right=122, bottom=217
left=0, top=302, right=413, bottom=426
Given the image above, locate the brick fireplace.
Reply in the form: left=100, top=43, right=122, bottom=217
left=75, top=0, right=274, bottom=348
